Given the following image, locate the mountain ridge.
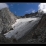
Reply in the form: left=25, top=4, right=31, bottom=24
left=0, top=7, right=18, bottom=34
left=0, top=7, right=46, bottom=43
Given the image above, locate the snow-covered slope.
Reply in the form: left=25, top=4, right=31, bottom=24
left=4, top=17, right=41, bottom=40
left=11, top=17, right=37, bottom=28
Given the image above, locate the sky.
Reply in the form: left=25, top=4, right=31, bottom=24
left=7, top=3, right=40, bottom=16
left=0, top=3, right=46, bottom=16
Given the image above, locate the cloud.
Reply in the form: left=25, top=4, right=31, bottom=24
left=0, top=3, right=8, bottom=10
left=31, top=10, right=35, bottom=13
left=25, top=9, right=36, bottom=13
left=25, top=9, right=32, bottom=13
left=38, top=3, right=46, bottom=13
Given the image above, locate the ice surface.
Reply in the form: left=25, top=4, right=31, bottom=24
left=4, top=17, right=41, bottom=40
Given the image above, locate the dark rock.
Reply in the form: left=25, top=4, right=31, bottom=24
left=10, top=28, right=13, bottom=30
left=32, top=33, right=38, bottom=39
left=20, top=11, right=39, bottom=18
left=0, top=33, right=13, bottom=44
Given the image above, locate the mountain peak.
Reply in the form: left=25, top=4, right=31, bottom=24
left=0, top=3, right=8, bottom=10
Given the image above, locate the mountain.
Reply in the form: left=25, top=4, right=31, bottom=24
left=0, top=7, right=46, bottom=44
left=15, top=13, right=46, bottom=44
left=0, top=7, right=18, bottom=34
left=32, top=13, right=46, bottom=43
left=20, top=11, right=39, bottom=18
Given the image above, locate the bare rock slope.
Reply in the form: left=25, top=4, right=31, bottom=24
left=0, top=8, right=18, bottom=34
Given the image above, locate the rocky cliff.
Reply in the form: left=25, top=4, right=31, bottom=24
left=0, top=8, right=18, bottom=34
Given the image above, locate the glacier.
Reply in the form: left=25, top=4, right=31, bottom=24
left=4, top=17, right=41, bottom=40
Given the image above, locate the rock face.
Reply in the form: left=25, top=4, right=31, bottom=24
left=33, top=14, right=46, bottom=42
left=0, top=34, right=13, bottom=44
left=0, top=8, right=17, bottom=34
left=20, top=11, right=39, bottom=18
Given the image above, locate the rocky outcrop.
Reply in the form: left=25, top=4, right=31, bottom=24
left=0, top=33, right=13, bottom=44
left=20, top=11, right=39, bottom=18
left=32, top=14, right=46, bottom=42
left=0, top=8, right=18, bottom=34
